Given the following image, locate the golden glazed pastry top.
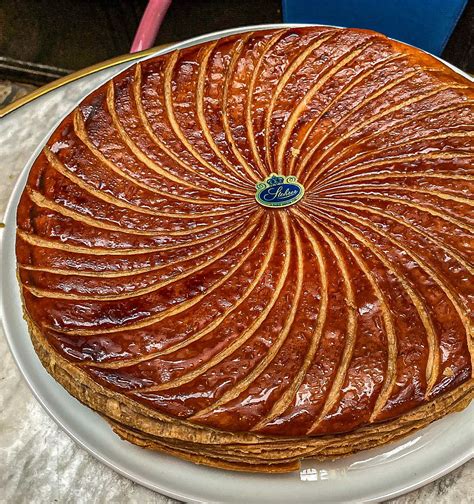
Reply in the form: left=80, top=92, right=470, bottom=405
left=17, top=27, right=473, bottom=439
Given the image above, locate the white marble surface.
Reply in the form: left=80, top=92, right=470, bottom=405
left=0, top=62, right=472, bottom=504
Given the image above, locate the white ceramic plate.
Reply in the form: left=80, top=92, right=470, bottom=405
left=1, top=24, right=473, bottom=504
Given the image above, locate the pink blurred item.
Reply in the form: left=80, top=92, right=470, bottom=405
left=130, top=0, right=172, bottom=53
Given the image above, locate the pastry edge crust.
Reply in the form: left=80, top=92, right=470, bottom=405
left=25, top=311, right=473, bottom=473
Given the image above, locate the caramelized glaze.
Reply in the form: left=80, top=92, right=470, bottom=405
left=17, top=27, right=473, bottom=443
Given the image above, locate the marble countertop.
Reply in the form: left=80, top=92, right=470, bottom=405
left=0, top=62, right=472, bottom=504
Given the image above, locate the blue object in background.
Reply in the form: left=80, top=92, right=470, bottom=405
left=282, top=0, right=468, bottom=55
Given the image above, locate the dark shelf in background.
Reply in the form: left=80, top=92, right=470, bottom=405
left=442, top=0, right=474, bottom=73
left=0, top=0, right=145, bottom=74
left=153, top=0, right=281, bottom=46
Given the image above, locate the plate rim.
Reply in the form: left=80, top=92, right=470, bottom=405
left=1, top=23, right=473, bottom=504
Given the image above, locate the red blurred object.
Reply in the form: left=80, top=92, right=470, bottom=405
left=130, top=0, right=172, bottom=53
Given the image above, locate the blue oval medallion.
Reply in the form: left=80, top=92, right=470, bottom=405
left=255, top=173, right=305, bottom=208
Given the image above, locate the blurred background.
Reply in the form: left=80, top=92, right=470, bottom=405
left=0, top=0, right=472, bottom=109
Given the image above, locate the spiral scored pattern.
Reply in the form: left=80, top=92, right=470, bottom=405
left=17, top=27, right=474, bottom=469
